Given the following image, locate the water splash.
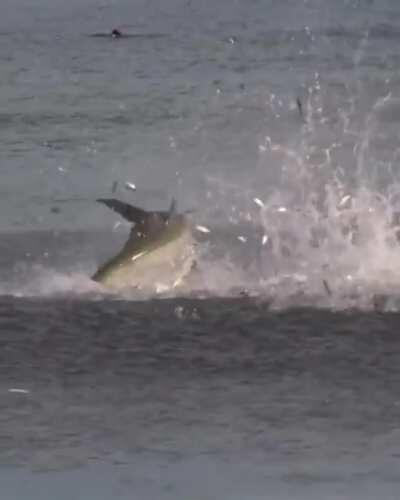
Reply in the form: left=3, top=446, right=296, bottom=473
left=5, top=265, right=102, bottom=298
left=4, top=78, right=400, bottom=310
left=192, top=80, right=400, bottom=310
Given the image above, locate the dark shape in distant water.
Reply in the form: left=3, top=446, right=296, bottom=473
left=111, top=28, right=122, bottom=38
left=88, top=30, right=166, bottom=40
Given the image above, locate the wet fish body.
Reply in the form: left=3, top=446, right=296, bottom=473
left=93, top=199, right=195, bottom=291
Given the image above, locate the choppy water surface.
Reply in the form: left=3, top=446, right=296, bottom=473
left=1, top=298, right=400, bottom=499
left=3, top=0, right=400, bottom=498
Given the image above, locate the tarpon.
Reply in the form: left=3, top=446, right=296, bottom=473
left=92, top=198, right=195, bottom=291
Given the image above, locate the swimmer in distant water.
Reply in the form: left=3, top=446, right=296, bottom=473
left=89, top=28, right=124, bottom=38
left=89, top=29, right=166, bottom=40
left=111, top=28, right=122, bottom=38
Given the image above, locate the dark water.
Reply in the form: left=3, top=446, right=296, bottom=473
left=1, top=295, right=400, bottom=498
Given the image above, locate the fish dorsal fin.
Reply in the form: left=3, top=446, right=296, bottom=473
left=97, top=198, right=168, bottom=238
left=97, top=198, right=149, bottom=225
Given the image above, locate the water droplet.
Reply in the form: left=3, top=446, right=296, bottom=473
left=125, top=182, right=136, bottom=192
left=338, top=195, right=352, bottom=209
left=253, top=197, right=265, bottom=208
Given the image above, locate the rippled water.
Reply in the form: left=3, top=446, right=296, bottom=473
left=3, top=0, right=400, bottom=498
left=2, top=297, right=400, bottom=499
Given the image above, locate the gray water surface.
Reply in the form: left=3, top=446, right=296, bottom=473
left=1, top=298, right=400, bottom=499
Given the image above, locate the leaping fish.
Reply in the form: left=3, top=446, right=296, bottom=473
left=92, top=198, right=195, bottom=291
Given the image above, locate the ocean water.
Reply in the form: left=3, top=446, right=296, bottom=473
left=3, top=0, right=400, bottom=498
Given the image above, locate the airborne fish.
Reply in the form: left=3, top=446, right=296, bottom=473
left=92, top=198, right=195, bottom=291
